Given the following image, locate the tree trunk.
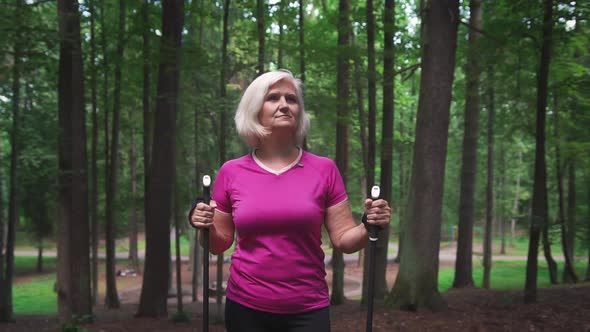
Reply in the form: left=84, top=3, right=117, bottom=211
left=524, top=0, right=553, bottom=304
left=256, top=0, right=265, bottom=76
left=143, top=0, right=152, bottom=241
left=498, top=144, right=506, bottom=255
left=0, top=0, right=23, bottom=321
left=331, top=0, right=351, bottom=306
left=375, top=0, right=395, bottom=302
left=88, top=0, right=99, bottom=305
left=483, top=77, right=494, bottom=290
left=173, top=177, right=184, bottom=314
left=137, top=0, right=184, bottom=317
left=541, top=224, right=558, bottom=284
left=586, top=182, right=590, bottom=281
left=36, top=245, right=43, bottom=273
left=56, top=0, right=92, bottom=321
left=277, top=0, right=284, bottom=68
left=105, top=0, right=126, bottom=308
left=361, top=0, right=378, bottom=304
left=129, top=130, right=140, bottom=271
left=298, top=0, right=305, bottom=82
left=387, top=0, right=459, bottom=311
left=554, top=106, right=578, bottom=283
left=0, top=140, right=5, bottom=322
left=565, top=161, right=577, bottom=282
left=511, top=150, right=522, bottom=248
left=453, top=0, right=482, bottom=289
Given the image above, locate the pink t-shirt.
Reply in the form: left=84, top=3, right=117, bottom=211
left=212, top=149, right=348, bottom=314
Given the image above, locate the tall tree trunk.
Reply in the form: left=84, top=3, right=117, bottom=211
left=298, top=0, right=305, bottom=82
left=511, top=150, right=522, bottom=247
left=361, top=0, right=378, bottom=299
left=499, top=145, right=506, bottom=255
left=586, top=181, right=590, bottom=281
left=56, top=0, right=92, bottom=321
left=554, top=106, right=578, bottom=283
left=483, top=76, right=494, bottom=290
left=524, top=0, right=553, bottom=304
left=137, top=0, right=184, bottom=317
left=331, top=0, right=351, bottom=306
left=0, top=139, right=5, bottom=321
left=143, top=0, right=152, bottom=241
left=173, top=176, right=184, bottom=314
left=88, top=0, right=99, bottom=305
left=388, top=0, right=459, bottom=311
left=277, top=0, right=284, bottom=68
left=105, top=0, right=126, bottom=308
left=453, top=0, right=482, bottom=289
left=256, top=0, right=265, bottom=76
left=129, top=130, right=139, bottom=271
left=374, top=0, right=394, bottom=302
left=0, top=0, right=23, bottom=321
left=541, top=224, right=558, bottom=284
left=565, top=161, right=577, bottom=281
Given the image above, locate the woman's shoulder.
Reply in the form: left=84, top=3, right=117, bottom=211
left=301, top=150, right=337, bottom=170
left=219, top=153, right=253, bottom=171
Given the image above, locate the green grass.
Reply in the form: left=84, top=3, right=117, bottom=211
left=438, top=259, right=588, bottom=292
left=15, top=256, right=57, bottom=275
left=14, top=274, right=57, bottom=314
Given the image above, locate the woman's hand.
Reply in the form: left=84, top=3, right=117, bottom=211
left=363, top=199, right=391, bottom=228
left=190, top=200, right=217, bottom=229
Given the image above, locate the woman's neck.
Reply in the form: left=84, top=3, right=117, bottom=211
left=255, top=137, right=299, bottom=169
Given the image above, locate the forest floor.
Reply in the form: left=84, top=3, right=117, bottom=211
left=5, top=254, right=590, bottom=332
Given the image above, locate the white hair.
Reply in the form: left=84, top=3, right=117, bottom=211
left=234, top=69, right=310, bottom=147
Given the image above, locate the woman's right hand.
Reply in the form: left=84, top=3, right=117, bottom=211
left=190, top=200, right=217, bottom=229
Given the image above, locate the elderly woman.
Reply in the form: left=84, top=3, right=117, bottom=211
left=190, top=70, right=391, bottom=332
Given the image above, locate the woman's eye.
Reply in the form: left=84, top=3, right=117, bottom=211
left=286, top=95, right=298, bottom=103
left=266, top=94, right=279, bottom=101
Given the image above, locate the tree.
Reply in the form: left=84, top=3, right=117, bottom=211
left=256, top=0, right=265, bottom=76
left=388, top=0, right=459, bottom=311
left=298, top=0, right=305, bottom=82
left=56, top=0, right=92, bottom=321
left=137, top=0, right=184, bottom=317
left=0, top=0, right=23, bottom=322
left=104, top=0, right=126, bottom=308
left=88, top=0, right=100, bottom=305
left=483, top=75, right=494, bottom=289
left=361, top=0, right=378, bottom=305
left=331, top=0, right=351, bottom=306
left=524, top=0, right=553, bottom=304
left=453, top=0, right=483, bottom=289
left=375, top=0, right=394, bottom=301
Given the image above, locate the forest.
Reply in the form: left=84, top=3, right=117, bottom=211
left=0, top=0, right=589, bottom=331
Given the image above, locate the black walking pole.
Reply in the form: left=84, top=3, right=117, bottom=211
left=365, top=185, right=380, bottom=332
left=202, top=175, right=211, bottom=332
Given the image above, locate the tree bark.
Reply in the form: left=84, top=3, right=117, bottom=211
left=554, top=103, right=578, bottom=283
left=524, top=0, right=553, bottom=304
left=453, top=0, right=482, bottom=289
left=564, top=161, right=577, bottom=282
left=483, top=76, right=494, bottom=290
left=299, top=0, right=305, bottom=82
left=0, top=139, right=5, bottom=321
left=331, top=0, right=351, bottom=306
left=277, top=0, right=284, bottom=68
left=88, top=0, right=99, bottom=306
left=256, top=0, right=265, bottom=76
left=387, top=0, right=459, bottom=311
left=129, top=130, right=140, bottom=271
left=137, top=0, right=184, bottom=317
left=0, top=0, right=23, bottom=321
left=104, top=0, right=126, bottom=308
left=541, top=224, right=558, bottom=284
left=143, top=0, right=152, bottom=237
left=56, top=0, right=92, bottom=321
left=375, top=0, right=395, bottom=302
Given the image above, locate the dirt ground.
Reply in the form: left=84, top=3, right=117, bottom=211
left=4, top=260, right=590, bottom=332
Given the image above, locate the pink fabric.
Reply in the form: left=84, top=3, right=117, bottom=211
left=212, top=150, right=348, bottom=314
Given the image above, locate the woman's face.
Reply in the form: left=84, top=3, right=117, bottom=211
left=258, top=79, right=300, bottom=133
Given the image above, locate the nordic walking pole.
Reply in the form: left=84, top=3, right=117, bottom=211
left=365, top=185, right=380, bottom=332
left=202, top=175, right=211, bottom=332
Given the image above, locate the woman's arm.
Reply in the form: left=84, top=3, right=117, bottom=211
left=192, top=201, right=236, bottom=254
left=325, top=199, right=391, bottom=254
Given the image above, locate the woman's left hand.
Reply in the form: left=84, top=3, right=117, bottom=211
left=364, top=199, right=391, bottom=228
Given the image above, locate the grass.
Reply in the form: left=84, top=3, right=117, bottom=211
left=14, top=256, right=57, bottom=275
left=438, top=259, right=588, bottom=292
left=14, top=274, right=57, bottom=315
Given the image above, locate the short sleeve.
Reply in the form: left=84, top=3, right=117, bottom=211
left=212, top=163, right=232, bottom=214
left=325, top=160, right=348, bottom=208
